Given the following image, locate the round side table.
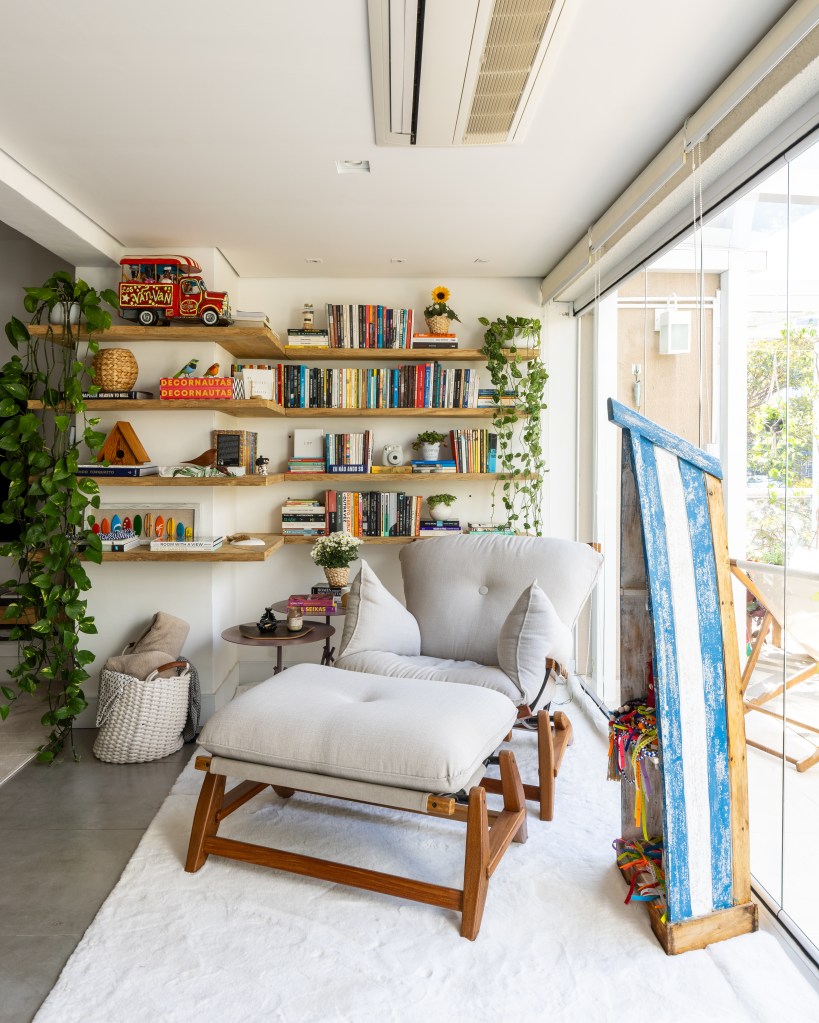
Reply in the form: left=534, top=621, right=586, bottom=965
left=270, top=601, right=346, bottom=666
left=221, top=622, right=336, bottom=675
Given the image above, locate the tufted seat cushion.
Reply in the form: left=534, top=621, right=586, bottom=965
left=198, top=663, right=517, bottom=793
left=335, top=650, right=522, bottom=703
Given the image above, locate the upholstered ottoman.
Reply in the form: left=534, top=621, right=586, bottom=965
left=186, top=664, right=527, bottom=939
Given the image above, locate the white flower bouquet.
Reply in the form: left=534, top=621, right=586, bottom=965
left=309, top=531, right=362, bottom=568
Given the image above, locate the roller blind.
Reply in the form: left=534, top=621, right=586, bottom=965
left=541, top=1, right=819, bottom=314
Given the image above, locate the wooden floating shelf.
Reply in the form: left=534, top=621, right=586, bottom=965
left=92, top=534, right=284, bottom=562
left=28, top=398, right=285, bottom=418
left=91, top=474, right=284, bottom=487
left=29, top=323, right=284, bottom=360
left=282, top=472, right=534, bottom=482
left=281, top=347, right=538, bottom=362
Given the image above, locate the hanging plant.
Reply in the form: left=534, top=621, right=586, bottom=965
left=479, top=315, right=548, bottom=535
left=0, top=271, right=117, bottom=761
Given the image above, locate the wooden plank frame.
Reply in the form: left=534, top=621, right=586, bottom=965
left=609, top=399, right=757, bottom=954
left=186, top=751, right=527, bottom=941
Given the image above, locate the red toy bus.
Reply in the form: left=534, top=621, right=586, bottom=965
left=118, top=255, right=233, bottom=326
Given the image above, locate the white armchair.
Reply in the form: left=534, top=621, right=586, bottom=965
left=336, top=533, right=603, bottom=819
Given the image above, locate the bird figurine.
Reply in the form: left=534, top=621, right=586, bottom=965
left=173, top=358, right=199, bottom=378
left=202, top=363, right=220, bottom=377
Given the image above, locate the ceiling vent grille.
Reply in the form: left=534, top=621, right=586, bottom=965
left=368, top=0, right=569, bottom=147
left=463, top=0, right=556, bottom=145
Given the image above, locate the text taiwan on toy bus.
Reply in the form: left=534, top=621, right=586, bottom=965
left=118, top=255, right=233, bottom=327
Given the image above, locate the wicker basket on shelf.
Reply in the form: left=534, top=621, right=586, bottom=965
left=92, top=348, right=139, bottom=391
left=424, top=315, right=452, bottom=335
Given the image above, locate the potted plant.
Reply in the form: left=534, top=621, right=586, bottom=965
left=479, top=315, right=549, bottom=535
left=0, top=271, right=118, bottom=760
left=427, top=493, right=457, bottom=521
left=424, top=285, right=461, bottom=335
left=310, top=531, right=363, bottom=587
left=412, top=430, right=447, bottom=461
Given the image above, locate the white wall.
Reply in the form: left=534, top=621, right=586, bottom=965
left=77, top=272, right=580, bottom=721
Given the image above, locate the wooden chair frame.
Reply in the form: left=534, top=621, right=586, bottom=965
left=481, top=659, right=573, bottom=821
left=731, top=560, right=819, bottom=772
left=186, top=749, right=527, bottom=940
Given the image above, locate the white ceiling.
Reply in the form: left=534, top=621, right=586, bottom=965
left=0, top=1, right=797, bottom=278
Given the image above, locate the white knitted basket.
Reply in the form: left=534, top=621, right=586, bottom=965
left=93, top=664, right=190, bottom=764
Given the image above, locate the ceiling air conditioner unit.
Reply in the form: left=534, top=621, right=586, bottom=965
left=368, top=0, right=568, bottom=147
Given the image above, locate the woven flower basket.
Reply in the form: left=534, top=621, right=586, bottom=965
left=92, top=348, right=139, bottom=391
left=324, top=566, right=350, bottom=587
left=425, top=315, right=452, bottom=335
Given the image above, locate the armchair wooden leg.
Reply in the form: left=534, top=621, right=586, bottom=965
left=185, top=770, right=226, bottom=873
left=499, top=749, right=528, bottom=844
left=461, top=786, right=490, bottom=940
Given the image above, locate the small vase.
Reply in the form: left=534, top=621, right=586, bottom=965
left=420, top=443, right=440, bottom=461
left=425, top=315, right=451, bottom=335
left=324, top=566, right=350, bottom=587
left=429, top=504, right=453, bottom=521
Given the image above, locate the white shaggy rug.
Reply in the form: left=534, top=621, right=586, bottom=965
left=35, top=692, right=819, bottom=1023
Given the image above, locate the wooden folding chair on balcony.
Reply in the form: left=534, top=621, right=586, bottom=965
left=731, top=558, right=819, bottom=772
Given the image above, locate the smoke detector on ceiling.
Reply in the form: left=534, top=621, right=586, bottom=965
left=368, top=0, right=568, bottom=148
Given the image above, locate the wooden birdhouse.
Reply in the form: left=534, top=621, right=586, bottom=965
left=96, top=421, right=151, bottom=465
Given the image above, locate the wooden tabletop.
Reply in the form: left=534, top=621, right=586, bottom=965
left=221, top=622, right=335, bottom=647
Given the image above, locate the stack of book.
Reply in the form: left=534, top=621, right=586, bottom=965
left=287, top=457, right=325, bottom=473
left=325, top=431, right=372, bottom=473
left=232, top=310, right=270, bottom=328
left=287, top=592, right=342, bottom=615
left=449, top=429, right=498, bottom=473
left=419, top=519, right=461, bottom=535
left=325, top=490, right=421, bottom=537
left=274, top=363, right=480, bottom=409
left=325, top=304, right=414, bottom=348
left=478, top=388, right=518, bottom=408
left=77, top=462, right=159, bottom=478
left=467, top=522, right=515, bottom=534
left=281, top=498, right=326, bottom=537
left=410, top=333, right=458, bottom=349
left=411, top=459, right=456, bottom=474
left=148, top=536, right=224, bottom=552
left=286, top=328, right=330, bottom=348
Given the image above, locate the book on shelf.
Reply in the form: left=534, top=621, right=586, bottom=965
left=82, top=390, right=155, bottom=400
left=419, top=519, right=460, bottom=531
left=325, top=304, right=414, bottom=349
left=325, top=430, right=372, bottom=472
left=287, top=458, right=326, bottom=473
left=287, top=328, right=330, bottom=347
left=411, top=459, right=457, bottom=474
left=148, top=536, right=224, bottom=551
left=100, top=531, right=142, bottom=552
left=310, top=584, right=343, bottom=596
left=77, top=463, right=159, bottom=477
left=233, top=311, right=270, bottom=325
left=282, top=498, right=325, bottom=535
left=274, top=362, right=480, bottom=409
left=293, top=428, right=325, bottom=459
left=410, top=334, right=458, bottom=349
left=449, top=429, right=497, bottom=473
left=467, top=522, right=515, bottom=534
left=159, top=377, right=233, bottom=400
left=370, top=465, right=410, bottom=474
left=241, top=367, right=275, bottom=400
left=324, top=489, right=422, bottom=537
left=288, top=593, right=338, bottom=607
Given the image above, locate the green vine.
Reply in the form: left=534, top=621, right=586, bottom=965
left=0, top=271, right=117, bottom=761
left=479, top=315, right=548, bottom=535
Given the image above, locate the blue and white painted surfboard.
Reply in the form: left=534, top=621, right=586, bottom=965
left=609, top=399, right=733, bottom=924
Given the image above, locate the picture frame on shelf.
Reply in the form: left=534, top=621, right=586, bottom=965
left=86, top=503, right=199, bottom=543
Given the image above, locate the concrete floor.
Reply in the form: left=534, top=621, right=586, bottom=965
left=0, top=729, right=192, bottom=1023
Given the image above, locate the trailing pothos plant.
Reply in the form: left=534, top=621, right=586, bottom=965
left=0, top=271, right=117, bottom=760
left=479, top=315, right=548, bottom=535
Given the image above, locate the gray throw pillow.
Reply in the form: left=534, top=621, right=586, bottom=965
left=497, top=580, right=573, bottom=701
left=338, top=560, right=421, bottom=659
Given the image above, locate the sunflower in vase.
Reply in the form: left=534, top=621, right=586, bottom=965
left=424, top=285, right=461, bottom=335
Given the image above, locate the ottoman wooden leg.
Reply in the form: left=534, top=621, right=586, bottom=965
left=499, top=749, right=528, bottom=844
left=537, top=709, right=555, bottom=821
left=185, top=770, right=226, bottom=873
left=461, top=786, right=490, bottom=940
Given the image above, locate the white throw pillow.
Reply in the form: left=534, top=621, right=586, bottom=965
left=338, top=560, right=421, bottom=659
left=497, top=580, right=573, bottom=702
